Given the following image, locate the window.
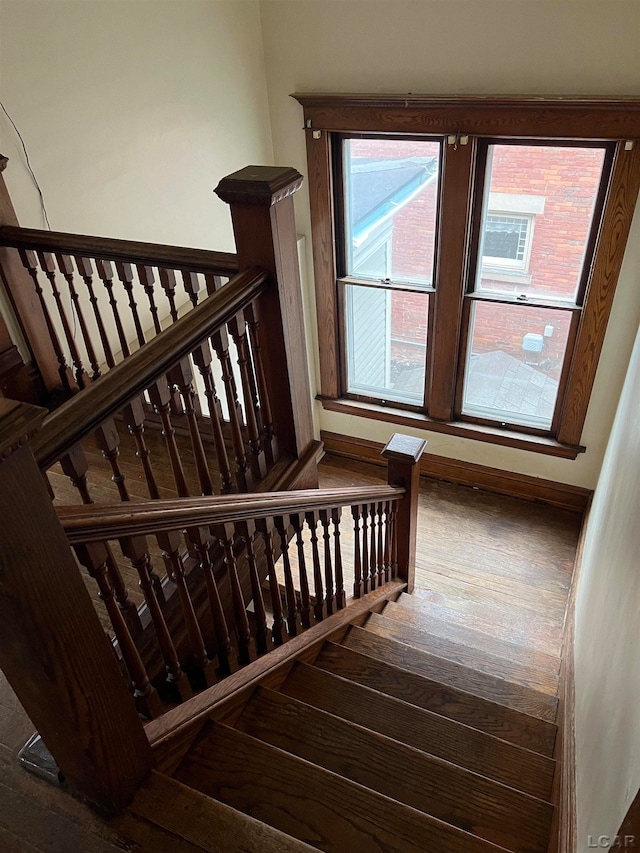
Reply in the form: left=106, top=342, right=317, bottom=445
left=296, top=95, right=640, bottom=457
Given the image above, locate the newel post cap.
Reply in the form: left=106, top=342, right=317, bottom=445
left=0, top=398, right=47, bottom=461
left=381, top=433, right=428, bottom=465
left=215, top=165, right=303, bottom=207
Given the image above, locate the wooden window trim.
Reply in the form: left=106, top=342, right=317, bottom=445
left=296, top=94, right=640, bottom=454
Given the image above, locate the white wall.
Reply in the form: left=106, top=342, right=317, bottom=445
left=260, top=0, right=640, bottom=489
left=574, top=323, right=640, bottom=847
left=0, top=0, right=273, bottom=250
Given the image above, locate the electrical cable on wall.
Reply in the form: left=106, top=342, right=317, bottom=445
left=0, top=99, right=79, bottom=339
left=0, top=99, right=51, bottom=230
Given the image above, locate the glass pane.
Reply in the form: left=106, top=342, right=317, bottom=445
left=344, top=138, right=440, bottom=286
left=345, top=284, right=428, bottom=405
left=476, top=145, right=606, bottom=302
left=462, top=301, right=572, bottom=429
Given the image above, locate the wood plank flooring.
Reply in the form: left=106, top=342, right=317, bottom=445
left=0, top=453, right=581, bottom=851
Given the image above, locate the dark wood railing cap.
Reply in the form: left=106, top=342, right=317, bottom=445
left=0, top=398, right=47, bottom=460
left=381, top=433, right=428, bottom=464
left=0, top=154, right=8, bottom=173
left=215, top=166, right=303, bottom=207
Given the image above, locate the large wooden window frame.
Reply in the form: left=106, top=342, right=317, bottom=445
left=294, top=95, right=640, bottom=459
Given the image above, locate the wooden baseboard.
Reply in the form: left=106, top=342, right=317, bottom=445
left=321, top=431, right=592, bottom=512
left=549, top=498, right=590, bottom=852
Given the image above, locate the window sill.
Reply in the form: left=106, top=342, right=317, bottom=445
left=318, top=397, right=584, bottom=459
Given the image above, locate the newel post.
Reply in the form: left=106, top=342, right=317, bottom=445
left=215, top=166, right=315, bottom=469
left=0, top=399, right=152, bottom=812
left=382, top=433, right=427, bottom=594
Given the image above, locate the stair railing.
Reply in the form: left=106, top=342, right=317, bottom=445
left=0, top=396, right=425, bottom=812
left=57, top=483, right=405, bottom=707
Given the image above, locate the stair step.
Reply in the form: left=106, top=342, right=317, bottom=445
left=315, top=642, right=556, bottom=756
left=125, top=770, right=315, bottom=852
left=397, top=587, right=563, bottom=656
left=280, top=662, right=554, bottom=800
left=175, top=720, right=512, bottom=853
left=344, top=625, right=558, bottom=722
left=236, top=686, right=553, bottom=853
left=370, top=608, right=560, bottom=696
left=383, top=600, right=560, bottom=677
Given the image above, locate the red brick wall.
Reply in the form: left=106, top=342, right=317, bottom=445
left=349, top=139, right=603, bottom=382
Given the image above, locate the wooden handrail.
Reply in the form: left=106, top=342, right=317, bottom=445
left=31, top=266, right=269, bottom=470
left=0, top=225, right=239, bottom=276
left=58, top=485, right=405, bottom=543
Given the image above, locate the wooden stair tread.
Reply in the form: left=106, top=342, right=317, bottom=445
left=280, top=662, right=554, bottom=800
left=383, top=600, right=560, bottom=675
left=236, top=686, right=553, bottom=853
left=314, top=641, right=556, bottom=756
left=399, top=589, right=563, bottom=656
left=369, top=609, right=560, bottom=696
left=344, top=625, right=558, bottom=722
left=175, top=720, right=512, bottom=853
left=125, top=770, right=315, bottom=852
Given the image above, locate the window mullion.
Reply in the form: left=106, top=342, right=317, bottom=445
left=427, top=137, right=476, bottom=420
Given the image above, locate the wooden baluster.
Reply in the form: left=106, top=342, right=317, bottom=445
left=319, top=509, right=336, bottom=616
left=36, top=251, right=89, bottom=389
left=96, top=259, right=130, bottom=359
left=181, top=271, right=201, bottom=308
left=19, top=248, right=75, bottom=391
left=305, top=511, right=327, bottom=621
left=156, top=530, right=211, bottom=681
left=246, top=304, right=278, bottom=465
left=191, top=342, right=233, bottom=493
left=136, top=265, right=161, bottom=335
left=351, top=505, right=364, bottom=599
left=210, top=323, right=251, bottom=491
left=120, top=535, right=191, bottom=700
left=75, top=256, right=115, bottom=369
left=390, top=501, right=399, bottom=579
left=228, top=314, right=266, bottom=480
left=73, top=541, right=162, bottom=719
left=56, top=254, right=100, bottom=381
left=361, top=505, right=370, bottom=595
left=274, top=516, right=299, bottom=637
left=167, top=358, right=213, bottom=496
left=159, top=268, right=179, bottom=322
left=382, top=434, right=427, bottom=593
left=240, top=519, right=268, bottom=654
left=147, top=376, right=190, bottom=498
left=59, top=442, right=92, bottom=504
left=217, top=523, right=252, bottom=665
left=332, top=507, right=346, bottom=609
left=377, top=501, right=386, bottom=587
left=60, top=443, right=141, bottom=630
left=204, top=273, right=223, bottom=296
left=183, top=523, right=230, bottom=675
left=115, top=261, right=145, bottom=348
left=258, top=521, right=284, bottom=645
left=121, top=396, right=160, bottom=500
left=290, top=513, right=311, bottom=629
left=369, top=501, right=378, bottom=592
left=94, top=418, right=129, bottom=502
left=382, top=501, right=391, bottom=583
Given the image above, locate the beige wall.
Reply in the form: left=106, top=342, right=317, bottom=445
left=260, top=0, right=640, bottom=489
left=0, top=0, right=273, bottom=248
left=574, top=323, right=640, bottom=847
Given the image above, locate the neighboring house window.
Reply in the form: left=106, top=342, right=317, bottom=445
left=296, top=95, right=640, bottom=457
left=482, top=214, right=532, bottom=270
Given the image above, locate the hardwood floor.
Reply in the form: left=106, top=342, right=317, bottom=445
left=0, top=453, right=582, bottom=851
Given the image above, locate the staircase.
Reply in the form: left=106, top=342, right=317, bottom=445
left=122, top=591, right=560, bottom=853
